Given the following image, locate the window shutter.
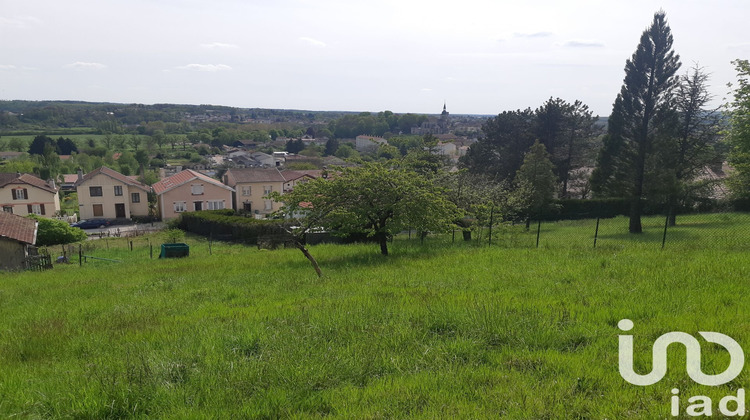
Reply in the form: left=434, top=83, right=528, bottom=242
left=27, top=204, right=32, bottom=213
left=12, top=189, right=16, bottom=200
left=40, top=204, right=45, bottom=215
left=23, top=189, right=28, bottom=199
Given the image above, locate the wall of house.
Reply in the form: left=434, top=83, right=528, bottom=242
left=233, top=181, right=284, bottom=215
left=0, top=237, right=27, bottom=270
left=77, top=173, right=148, bottom=219
left=0, top=185, right=60, bottom=217
left=158, top=180, right=232, bottom=220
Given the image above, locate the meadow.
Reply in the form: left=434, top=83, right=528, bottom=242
left=1, top=214, right=749, bottom=418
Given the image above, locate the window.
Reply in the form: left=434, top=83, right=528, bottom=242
left=191, top=184, right=204, bottom=195
left=207, top=200, right=225, bottom=210
left=27, top=204, right=45, bottom=215
left=263, top=185, right=272, bottom=195
left=92, top=204, right=103, bottom=217
left=114, top=185, right=123, bottom=196
left=174, top=202, right=186, bottom=213
left=90, top=186, right=103, bottom=197
left=3, top=206, right=13, bottom=214
left=242, top=186, right=251, bottom=196
left=11, top=188, right=28, bottom=200
left=131, top=192, right=141, bottom=203
left=264, top=200, right=273, bottom=211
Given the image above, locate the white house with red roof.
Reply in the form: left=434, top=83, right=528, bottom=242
left=0, top=173, right=60, bottom=217
left=75, top=167, right=151, bottom=220
left=153, top=169, right=234, bottom=220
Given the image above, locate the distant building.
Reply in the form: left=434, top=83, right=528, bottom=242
left=75, top=167, right=151, bottom=220
left=153, top=169, right=234, bottom=220
left=0, top=173, right=61, bottom=217
left=355, top=135, right=388, bottom=153
left=412, top=103, right=451, bottom=135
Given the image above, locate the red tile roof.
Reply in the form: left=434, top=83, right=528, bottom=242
left=0, top=173, right=58, bottom=193
left=152, top=169, right=233, bottom=195
left=0, top=212, right=37, bottom=245
left=75, top=166, right=150, bottom=191
left=225, top=168, right=286, bottom=184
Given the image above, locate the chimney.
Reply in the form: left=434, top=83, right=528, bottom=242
left=77, top=169, right=83, bottom=182
left=48, top=179, right=56, bottom=190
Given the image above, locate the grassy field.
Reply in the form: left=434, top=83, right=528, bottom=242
left=1, top=214, right=749, bottom=418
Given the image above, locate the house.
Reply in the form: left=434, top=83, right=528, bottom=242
left=355, top=135, right=388, bottom=152
left=153, top=169, right=234, bottom=220
left=0, top=211, right=37, bottom=270
left=223, top=168, right=323, bottom=217
left=75, top=167, right=151, bottom=220
left=223, top=168, right=285, bottom=216
left=60, top=174, right=80, bottom=192
left=0, top=173, right=61, bottom=217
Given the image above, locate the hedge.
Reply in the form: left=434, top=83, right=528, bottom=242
left=177, top=210, right=291, bottom=244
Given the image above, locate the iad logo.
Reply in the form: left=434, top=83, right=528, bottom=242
left=617, top=319, right=746, bottom=417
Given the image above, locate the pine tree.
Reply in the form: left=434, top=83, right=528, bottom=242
left=591, top=11, right=681, bottom=233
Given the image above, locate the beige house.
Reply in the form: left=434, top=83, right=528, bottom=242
left=153, top=169, right=234, bottom=220
left=223, top=168, right=323, bottom=217
left=0, top=173, right=61, bottom=217
left=75, top=167, right=151, bottom=220
left=223, top=168, right=286, bottom=216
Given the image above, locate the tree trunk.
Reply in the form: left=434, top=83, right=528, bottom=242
left=378, top=233, right=389, bottom=256
left=295, top=242, right=322, bottom=277
left=629, top=197, right=643, bottom=233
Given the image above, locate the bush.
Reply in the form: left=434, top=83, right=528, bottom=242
left=31, top=216, right=87, bottom=246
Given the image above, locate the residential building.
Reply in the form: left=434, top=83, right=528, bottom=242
left=0, top=211, right=37, bottom=270
left=223, top=168, right=285, bottom=216
left=0, top=173, right=60, bottom=217
left=75, top=167, right=151, bottom=220
left=153, top=169, right=234, bottom=220
left=355, top=135, right=388, bottom=153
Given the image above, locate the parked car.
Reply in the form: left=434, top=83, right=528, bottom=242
left=70, top=219, right=111, bottom=229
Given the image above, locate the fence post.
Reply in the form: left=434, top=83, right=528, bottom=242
left=209, top=232, right=213, bottom=255
left=661, top=212, right=670, bottom=249
left=150, top=244, right=153, bottom=259
left=130, top=240, right=133, bottom=251
left=593, top=217, right=601, bottom=248
left=78, top=244, right=82, bottom=266
left=488, top=206, right=494, bottom=246
left=536, top=220, right=542, bottom=248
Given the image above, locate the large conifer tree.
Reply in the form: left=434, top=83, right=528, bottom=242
left=591, top=11, right=681, bottom=233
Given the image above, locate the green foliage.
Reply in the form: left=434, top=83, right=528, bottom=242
left=591, top=11, right=681, bottom=233
left=727, top=59, right=750, bottom=199
left=31, top=216, right=87, bottom=246
left=275, top=163, right=459, bottom=255
left=178, top=210, right=290, bottom=243
left=514, top=140, right=558, bottom=219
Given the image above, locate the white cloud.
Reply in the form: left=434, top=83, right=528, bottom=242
left=0, top=15, right=42, bottom=29
left=0, top=65, right=17, bottom=70
left=199, top=42, right=239, bottom=49
left=177, top=64, right=233, bottom=72
left=420, top=88, right=433, bottom=92
left=562, top=40, right=605, bottom=48
left=64, top=62, right=107, bottom=70
left=299, top=37, right=327, bottom=48
left=513, top=32, right=554, bottom=39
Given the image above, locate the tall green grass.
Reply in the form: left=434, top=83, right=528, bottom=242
left=1, top=214, right=749, bottom=418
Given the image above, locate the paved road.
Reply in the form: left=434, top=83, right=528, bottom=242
left=82, top=222, right=167, bottom=238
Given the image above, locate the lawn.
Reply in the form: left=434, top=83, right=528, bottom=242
left=1, top=214, right=749, bottom=418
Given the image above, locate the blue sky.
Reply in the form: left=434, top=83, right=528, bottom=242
left=1, top=0, right=748, bottom=115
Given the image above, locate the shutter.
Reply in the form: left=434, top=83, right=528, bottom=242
left=27, top=204, right=32, bottom=214
left=12, top=189, right=16, bottom=200
left=40, top=204, right=45, bottom=215
left=23, top=189, right=28, bottom=199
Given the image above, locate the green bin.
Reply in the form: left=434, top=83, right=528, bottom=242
left=159, top=243, right=190, bottom=258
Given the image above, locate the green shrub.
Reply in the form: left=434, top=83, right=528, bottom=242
left=177, top=210, right=290, bottom=243
left=31, top=216, right=87, bottom=246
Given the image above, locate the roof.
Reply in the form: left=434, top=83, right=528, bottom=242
left=75, top=166, right=150, bottom=191
left=281, top=170, right=324, bottom=182
left=226, top=168, right=286, bottom=184
left=0, top=211, right=37, bottom=245
left=62, top=174, right=79, bottom=184
left=0, top=173, right=58, bottom=194
left=152, top=169, right=233, bottom=195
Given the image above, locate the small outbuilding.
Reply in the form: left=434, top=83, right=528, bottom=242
left=0, top=211, right=38, bottom=270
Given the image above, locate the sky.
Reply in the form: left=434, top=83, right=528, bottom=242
left=1, top=0, right=749, bottom=116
